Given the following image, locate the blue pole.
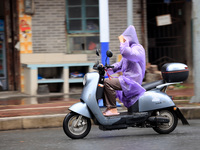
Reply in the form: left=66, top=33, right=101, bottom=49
left=101, top=42, right=109, bottom=65
left=99, top=0, right=109, bottom=65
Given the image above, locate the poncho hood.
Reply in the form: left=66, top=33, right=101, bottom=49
left=122, top=25, right=139, bottom=45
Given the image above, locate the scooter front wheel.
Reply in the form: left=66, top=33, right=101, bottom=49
left=153, top=109, right=178, bottom=134
left=63, top=112, right=91, bottom=139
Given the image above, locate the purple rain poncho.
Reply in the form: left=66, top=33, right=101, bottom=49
left=108, top=25, right=146, bottom=108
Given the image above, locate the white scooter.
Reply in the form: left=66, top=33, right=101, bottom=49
left=63, top=50, right=189, bottom=139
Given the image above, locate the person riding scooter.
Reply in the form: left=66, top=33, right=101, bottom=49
left=63, top=46, right=189, bottom=139
left=103, top=25, right=146, bottom=116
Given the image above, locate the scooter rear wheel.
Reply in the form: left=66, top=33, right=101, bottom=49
left=153, top=109, right=178, bottom=134
left=63, top=112, right=91, bottom=139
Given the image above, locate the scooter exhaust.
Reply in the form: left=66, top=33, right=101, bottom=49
left=148, top=116, right=169, bottom=123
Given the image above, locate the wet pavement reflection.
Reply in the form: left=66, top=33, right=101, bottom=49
left=0, top=94, right=82, bottom=117
left=0, top=94, right=81, bottom=106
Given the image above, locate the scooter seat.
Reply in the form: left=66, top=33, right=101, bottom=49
left=142, top=80, right=164, bottom=91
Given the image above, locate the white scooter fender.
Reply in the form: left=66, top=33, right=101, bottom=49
left=69, top=102, right=92, bottom=118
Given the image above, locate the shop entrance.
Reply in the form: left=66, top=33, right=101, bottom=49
left=0, top=0, right=7, bottom=90
left=146, top=0, right=187, bottom=69
left=0, top=0, right=20, bottom=91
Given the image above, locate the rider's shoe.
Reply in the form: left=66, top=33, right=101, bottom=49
left=103, top=108, right=119, bottom=116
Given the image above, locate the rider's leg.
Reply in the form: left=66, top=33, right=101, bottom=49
left=103, top=78, right=122, bottom=115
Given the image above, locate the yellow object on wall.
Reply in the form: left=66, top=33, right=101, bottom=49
left=19, top=0, right=33, bottom=92
left=19, top=0, right=33, bottom=54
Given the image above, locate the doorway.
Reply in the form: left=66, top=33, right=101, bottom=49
left=146, top=0, right=186, bottom=69
left=0, top=0, right=7, bottom=90
left=0, top=0, right=20, bottom=91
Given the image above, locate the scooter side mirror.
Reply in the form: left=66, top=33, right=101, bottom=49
left=96, top=49, right=100, bottom=56
left=106, top=50, right=113, bottom=58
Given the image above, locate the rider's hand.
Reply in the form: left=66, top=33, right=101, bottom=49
left=118, top=35, right=126, bottom=43
left=107, top=68, right=113, bottom=71
left=97, top=64, right=104, bottom=69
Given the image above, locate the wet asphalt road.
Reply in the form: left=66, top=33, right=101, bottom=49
left=0, top=119, right=200, bottom=150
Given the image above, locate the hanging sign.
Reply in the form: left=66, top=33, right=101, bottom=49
left=156, top=14, right=172, bottom=26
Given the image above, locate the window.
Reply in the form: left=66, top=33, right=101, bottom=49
left=66, top=0, right=99, bottom=33
left=69, top=35, right=99, bottom=51
left=66, top=0, right=99, bottom=52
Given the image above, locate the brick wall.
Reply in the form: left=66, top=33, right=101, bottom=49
left=32, top=0, right=66, bottom=53
left=108, top=0, right=127, bottom=64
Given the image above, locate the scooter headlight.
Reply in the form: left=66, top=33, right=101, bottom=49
left=83, top=74, right=87, bottom=86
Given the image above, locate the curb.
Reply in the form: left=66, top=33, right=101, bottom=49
left=178, top=107, right=200, bottom=119
left=0, top=107, right=200, bottom=131
left=0, top=114, right=66, bottom=131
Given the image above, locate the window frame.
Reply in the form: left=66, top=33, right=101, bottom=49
left=66, top=0, right=99, bottom=34
left=66, top=0, right=100, bottom=53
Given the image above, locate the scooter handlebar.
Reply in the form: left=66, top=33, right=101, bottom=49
left=106, top=65, right=114, bottom=69
left=93, top=64, right=104, bottom=70
left=93, top=63, right=114, bottom=71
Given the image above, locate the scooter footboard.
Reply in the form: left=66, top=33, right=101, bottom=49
left=69, top=102, right=92, bottom=119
